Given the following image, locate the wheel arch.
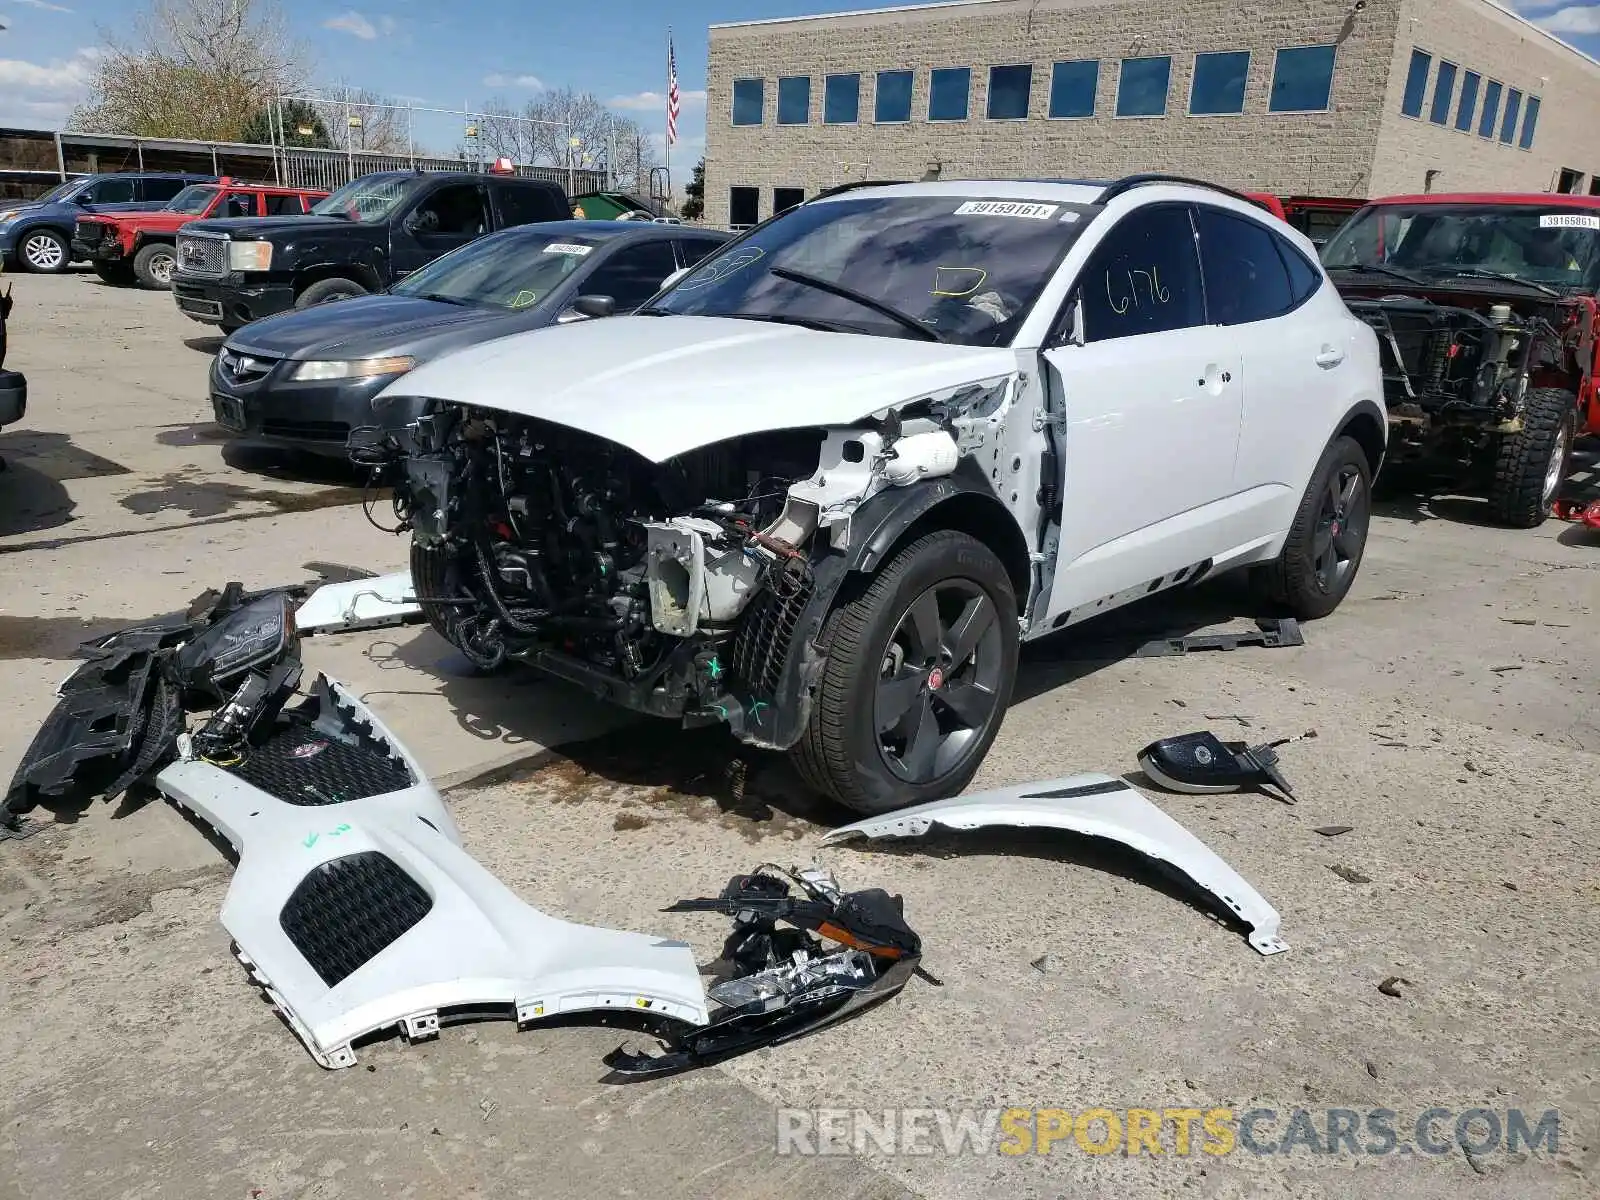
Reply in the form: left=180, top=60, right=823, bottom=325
left=845, top=477, right=1033, bottom=601
left=1335, top=399, right=1387, bottom=478
left=294, top=262, right=382, bottom=295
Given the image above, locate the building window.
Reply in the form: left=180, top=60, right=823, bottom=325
left=1478, top=80, right=1501, bottom=138
left=1049, top=59, right=1098, bottom=118
left=824, top=73, right=860, bottom=124
left=729, top=186, right=760, bottom=227
left=875, top=69, right=913, bottom=123
left=1519, top=96, right=1540, bottom=150
left=1269, top=45, right=1336, bottom=112
left=1455, top=70, right=1480, bottom=132
left=1500, top=87, right=1522, bottom=144
left=773, top=187, right=805, bottom=214
left=1428, top=61, right=1456, bottom=125
left=1557, top=168, right=1583, bottom=193
left=987, top=64, right=1032, bottom=119
left=1400, top=48, right=1431, bottom=118
left=732, top=79, right=764, bottom=126
left=1116, top=56, right=1171, bottom=117
left=1189, top=50, right=1249, bottom=115
left=1589, top=177, right=1600, bottom=196
left=777, top=76, right=811, bottom=125
left=929, top=67, right=971, bottom=121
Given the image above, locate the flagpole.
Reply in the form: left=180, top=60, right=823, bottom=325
left=665, top=28, right=672, bottom=206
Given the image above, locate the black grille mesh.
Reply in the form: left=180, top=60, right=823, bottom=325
left=729, top=567, right=815, bottom=701
left=280, top=852, right=432, bottom=987
left=229, top=728, right=411, bottom=805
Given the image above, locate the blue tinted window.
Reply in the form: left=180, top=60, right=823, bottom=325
left=1500, top=88, right=1522, bottom=143
left=929, top=67, right=971, bottom=120
left=875, top=70, right=913, bottom=122
left=824, top=74, right=860, bottom=124
left=1190, top=50, right=1249, bottom=115
left=1117, top=56, right=1171, bottom=117
left=1455, top=71, right=1480, bottom=131
left=1269, top=45, right=1336, bottom=112
left=1519, top=95, right=1540, bottom=149
left=1479, top=80, right=1501, bottom=137
left=1428, top=61, right=1456, bottom=125
left=987, top=64, right=1032, bottom=119
left=732, top=79, right=764, bottom=126
left=777, top=76, right=811, bottom=125
left=1401, top=48, right=1431, bottom=118
left=1049, top=60, right=1098, bottom=118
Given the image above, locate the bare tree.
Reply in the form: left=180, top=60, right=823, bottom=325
left=523, top=87, right=658, bottom=189
left=311, top=88, right=412, bottom=156
left=70, top=0, right=311, bottom=140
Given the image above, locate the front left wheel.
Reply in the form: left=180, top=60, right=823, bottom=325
left=791, top=529, right=1019, bottom=814
left=132, top=241, right=177, bottom=289
left=19, top=229, right=68, bottom=273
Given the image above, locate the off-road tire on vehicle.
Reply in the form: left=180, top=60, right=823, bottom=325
left=132, top=241, right=177, bottom=290
left=19, top=228, right=68, bottom=273
left=91, top=260, right=135, bottom=286
left=791, top=529, right=1019, bottom=814
left=1254, top=434, right=1372, bottom=621
left=1487, top=386, right=1577, bottom=529
left=296, top=278, right=368, bottom=308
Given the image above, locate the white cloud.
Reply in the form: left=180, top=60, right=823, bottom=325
left=1536, top=4, right=1600, bottom=33
left=609, top=89, right=706, bottom=112
left=323, top=11, right=396, bottom=40
left=14, top=0, right=75, bottom=11
left=0, top=47, right=97, bottom=126
left=482, top=73, right=544, bottom=90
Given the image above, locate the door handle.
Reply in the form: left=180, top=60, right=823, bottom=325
left=1315, top=346, right=1345, bottom=368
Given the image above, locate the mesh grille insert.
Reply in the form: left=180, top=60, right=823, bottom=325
left=280, top=851, right=432, bottom=987
left=228, top=727, right=411, bottom=806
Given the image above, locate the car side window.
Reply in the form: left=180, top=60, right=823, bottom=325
left=675, top=237, right=723, bottom=269
left=1076, top=204, right=1206, bottom=342
left=263, top=193, right=304, bottom=216
left=495, top=183, right=566, bottom=228
left=1275, top=237, right=1324, bottom=305
left=222, top=192, right=256, bottom=218
left=87, top=177, right=136, bottom=204
left=409, top=184, right=489, bottom=237
left=584, top=241, right=682, bottom=310
left=140, top=178, right=186, bottom=203
left=1194, top=205, right=1296, bottom=325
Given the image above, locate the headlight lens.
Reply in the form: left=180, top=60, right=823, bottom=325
left=291, top=356, right=415, bottom=382
left=0, top=212, right=16, bottom=226
left=228, top=240, right=273, bottom=271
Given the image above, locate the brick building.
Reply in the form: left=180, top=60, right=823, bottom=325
left=702, top=0, right=1600, bottom=227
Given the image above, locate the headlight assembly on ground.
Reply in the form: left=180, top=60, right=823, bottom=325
left=291, top=356, right=415, bottom=382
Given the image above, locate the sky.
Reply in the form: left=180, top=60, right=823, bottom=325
left=2, top=0, right=1600, bottom=178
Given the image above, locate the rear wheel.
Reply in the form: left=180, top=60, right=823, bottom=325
left=791, top=530, right=1018, bottom=814
left=296, top=277, right=368, bottom=308
left=19, top=229, right=68, bottom=273
left=132, top=241, right=177, bottom=289
left=1488, top=386, right=1577, bottom=528
left=1255, top=435, right=1372, bottom=620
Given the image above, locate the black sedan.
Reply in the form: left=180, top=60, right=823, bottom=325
left=208, top=220, right=730, bottom=457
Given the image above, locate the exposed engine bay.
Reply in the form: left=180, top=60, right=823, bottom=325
left=1342, top=291, right=1566, bottom=456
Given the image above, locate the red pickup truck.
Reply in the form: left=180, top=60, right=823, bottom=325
left=72, top=178, right=329, bottom=290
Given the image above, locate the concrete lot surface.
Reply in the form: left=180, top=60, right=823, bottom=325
left=1, top=271, right=1598, bottom=1200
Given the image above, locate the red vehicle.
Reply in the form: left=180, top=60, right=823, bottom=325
left=72, top=178, right=329, bottom=290
left=1322, top=191, right=1600, bottom=526
left=1243, top=193, right=1365, bottom=247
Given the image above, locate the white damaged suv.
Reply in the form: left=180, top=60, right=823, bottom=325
left=371, top=175, right=1385, bottom=813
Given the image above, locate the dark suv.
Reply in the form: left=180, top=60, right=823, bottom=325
left=0, top=172, right=217, bottom=273
left=170, top=169, right=571, bottom=333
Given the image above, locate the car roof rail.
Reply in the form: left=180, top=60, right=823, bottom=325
left=1096, top=173, right=1260, bottom=207
left=808, top=179, right=910, bottom=202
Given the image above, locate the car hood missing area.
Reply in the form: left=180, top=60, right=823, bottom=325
left=378, top=314, right=1018, bottom=462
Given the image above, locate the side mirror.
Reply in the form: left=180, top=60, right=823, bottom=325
left=660, top=266, right=690, bottom=290
left=571, top=294, right=616, bottom=319
left=75, top=193, right=93, bottom=206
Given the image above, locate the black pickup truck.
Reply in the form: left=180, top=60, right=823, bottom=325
left=170, top=169, right=570, bottom=333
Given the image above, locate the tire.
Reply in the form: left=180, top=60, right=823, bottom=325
left=132, top=241, right=177, bottom=290
left=1255, top=435, right=1373, bottom=621
left=1487, top=386, right=1577, bottom=529
left=295, top=277, right=368, bottom=308
left=790, top=529, right=1019, bottom=814
left=91, top=259, right=135, bottom=286
left=409, top=542, right=457, bottom=644
left=19, top=228, right=68, bottom=273
left=219, top=323, right=243, bottom=336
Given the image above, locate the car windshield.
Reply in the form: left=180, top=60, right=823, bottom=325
left=650, top=193, right=1096, bottom=345
left=27, top=180, right=79, bottom=206
left=1322, top=203, right=1600, bottom=291
left=310, top=173, right=414, bottom=223
left=166, top=185, right=218, bottom=215
left=390, top=229, right=605, bottom=309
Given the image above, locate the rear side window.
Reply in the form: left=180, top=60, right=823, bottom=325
left=676, top=237, right=724, bottom=268
left=1194, top=205, right=1295, bottom=324
left=1078, top=203, right=1206, bottom=342
left=141, top=178, right=187, bottom=203
left=496, top=183, right=567, bottom=228
left=1276, top=238, right=1324, bottom=304
left=264, top=193, right=305, bottom=215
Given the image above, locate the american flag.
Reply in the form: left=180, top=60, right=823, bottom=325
left=667, top=36, right=680, bottom=147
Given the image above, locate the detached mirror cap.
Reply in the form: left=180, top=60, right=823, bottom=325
left=571, top=294, right=616, bottom=319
